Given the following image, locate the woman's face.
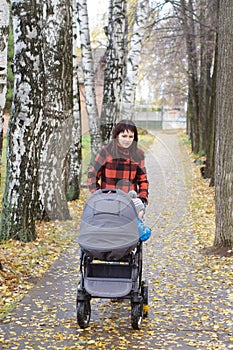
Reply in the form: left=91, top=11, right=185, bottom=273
left=118, top=129, right=134, bottom=148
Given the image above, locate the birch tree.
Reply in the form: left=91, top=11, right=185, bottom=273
left=100, top=0, right=128, bottom=144
left=0, top=0, right=10, bottom=158
left=120, top=0, right=150, bottom=120
left=67, top=0, right=82, bottom=201
left=214, top=0, right=233, bottom=249
left=77, top=0, right=102, bottom=160
left=1, top=0, right=45, bottom=241
left=0, top=0, right=10, bottom=268
left=38, top=0, right=73, bottom=220
left=0, top=0, right=74, bottom=241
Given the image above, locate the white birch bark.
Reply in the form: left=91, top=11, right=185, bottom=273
left=39, top=0, right=73, bottom=220
left=120, top=0, right=150, bottom=120
left=100, top=0, right=127, bottom=144
left=0, top=0, right=10, bottom=155
left=66, top=0, right=82, bottom=201
left=0, top=0, right=74, bottom=241
left=1, top=0, right=44, bottom=241
left=77, top=0, right=102, bottom=160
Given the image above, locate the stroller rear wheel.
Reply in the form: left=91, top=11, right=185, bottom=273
left=141, top=280, right=149, bottom=317
left=131, top=301, right=143, bottom=330
left=77, top=299, right=91, bottom=329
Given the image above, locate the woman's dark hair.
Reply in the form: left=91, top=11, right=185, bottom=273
left=112, top=119, right=138, bottom=142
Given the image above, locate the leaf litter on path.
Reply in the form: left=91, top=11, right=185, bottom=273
left=0, top=131, right=232, bottom=349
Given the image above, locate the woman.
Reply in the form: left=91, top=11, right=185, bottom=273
left=88, top=119, right=149, bottom=206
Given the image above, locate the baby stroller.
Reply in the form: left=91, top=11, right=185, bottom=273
left=77, top=189, right=149, bottom=330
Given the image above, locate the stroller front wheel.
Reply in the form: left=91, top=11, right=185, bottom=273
left=131, top=302, right=143, bottom=330
left=77, top=299, right=91, bottom=329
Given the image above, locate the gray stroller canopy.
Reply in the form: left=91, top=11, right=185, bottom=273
left=78, top=189, right=139, bottom=260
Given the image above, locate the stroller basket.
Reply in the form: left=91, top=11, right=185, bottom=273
left=86, top=262, right=132, bottom=278
left=84, top=262, right=133, bottom=298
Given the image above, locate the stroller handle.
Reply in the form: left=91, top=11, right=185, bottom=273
left=97, top=188, right=128, bottom=197
left=101, top=188, right=117, bottom=194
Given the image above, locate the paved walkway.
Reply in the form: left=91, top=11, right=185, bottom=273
left=0, top=131, right=232, bottom=349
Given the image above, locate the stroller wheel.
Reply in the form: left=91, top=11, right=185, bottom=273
left=131, top=301, right=143, bottom=330
left=141, top=281, right=149, bottom=317
left=77, top=299, right=91, bottom=329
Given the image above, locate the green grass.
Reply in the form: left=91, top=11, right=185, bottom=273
left=0, top=139, right=7, bottom=205
left=81, top=134, right=91, bottom=185
left=179, top=131, right=191, bottom=146
left=138, top=132, right=155, bottom=152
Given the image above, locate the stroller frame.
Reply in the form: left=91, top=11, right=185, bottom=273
left=76, top=241, right=148, bottom=330
left=76, top=188, right=148, bottom=329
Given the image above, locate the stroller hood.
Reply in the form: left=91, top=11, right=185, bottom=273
left=78, top=189, right=139, bottom=260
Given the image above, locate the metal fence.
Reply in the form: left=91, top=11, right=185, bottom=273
left=133, top=105, right=186, bottom=130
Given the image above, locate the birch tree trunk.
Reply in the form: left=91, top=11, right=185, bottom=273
left=0, top=0, right=10, bottom=158
left=38, top=0, right=73, bottom=220
left=67, top=0, right=82, bottom=201
left=1, top=0, right=44, bottom=241
left=100, top=0, right=127, bottom=144
left=77, top=0, right=101, bottom=160
left=214, top=0, right=233, bottom=248
left=120, top=0, right=150, bottom=120
left=0, top=0, right=74, bottom=241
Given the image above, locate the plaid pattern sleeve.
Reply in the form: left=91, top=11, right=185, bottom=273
left=87, top=146, right=108, bottom=192
left=136, top=156, right=149, bottom=203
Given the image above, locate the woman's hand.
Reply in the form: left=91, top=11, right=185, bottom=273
left=138, top=209, right=144, bottom=221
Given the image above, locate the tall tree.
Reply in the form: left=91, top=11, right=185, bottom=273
left=178, top=0, right=199, bottom=153
left=67, top=0, right=82, bottom=201
left=202, top=0, right=219, bottom=183
left=38, top=0, right=73, bottom=220
left=198, top=0, right=214, bottom=153
left=121, top=0, right=150, bottom=120
left=1, top=0, right=45, bottom=241
left=0, top=0, right=10, bottom=157
left=77, top=0, right=102, bottom=161
left=214, top=0, right=233, bottom=249
left=138, top=12, right=187, bottom=107
left=167, top=0, right=217, bottom=182
left=0, top=0, right=73, bottom=241
left=0, top=0, right=10, bottom=269
left=100, top=0, right=128, bottom=144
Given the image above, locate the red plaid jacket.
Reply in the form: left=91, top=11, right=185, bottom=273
left=88, top=144, right=149, bottom=202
